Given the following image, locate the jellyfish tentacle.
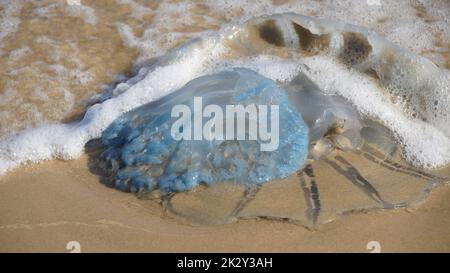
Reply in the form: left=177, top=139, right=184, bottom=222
left=231, top=185, right=262, bottom=216
left=356, top=145, right=448, bottom=183
left=162, top=193, right=176, bottom=215
left=324, top=156, right=404, bottom=209
left=297, top=164, right=321, bottom=226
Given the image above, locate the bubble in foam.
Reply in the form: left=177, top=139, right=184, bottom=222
left=0, top=0, right=24, bottom=43
left=8, top=46, right=32, bottom=62
left=32, top=1, right=97, bottom=25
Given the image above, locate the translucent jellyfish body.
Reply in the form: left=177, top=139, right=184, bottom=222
left=96, top=68, right=309, bottom=194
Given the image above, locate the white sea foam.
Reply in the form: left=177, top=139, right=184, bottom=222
left=33, top=0, right=97, bottom=25
left=0, top=0, right=24, bottom=44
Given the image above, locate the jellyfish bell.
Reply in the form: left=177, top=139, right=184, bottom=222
left=94, top=68, right=311, bottom=195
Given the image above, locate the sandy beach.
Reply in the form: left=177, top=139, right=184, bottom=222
left=0, top=154, right=449, bottom=253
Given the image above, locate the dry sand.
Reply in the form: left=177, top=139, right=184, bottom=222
left=0, top=154, right=449, bottom=253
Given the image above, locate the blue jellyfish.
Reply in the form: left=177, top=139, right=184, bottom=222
left=97, top=68, right=309, bottom=194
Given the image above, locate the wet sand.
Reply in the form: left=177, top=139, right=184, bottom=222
left=0, top=155, right=449, bottom=253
